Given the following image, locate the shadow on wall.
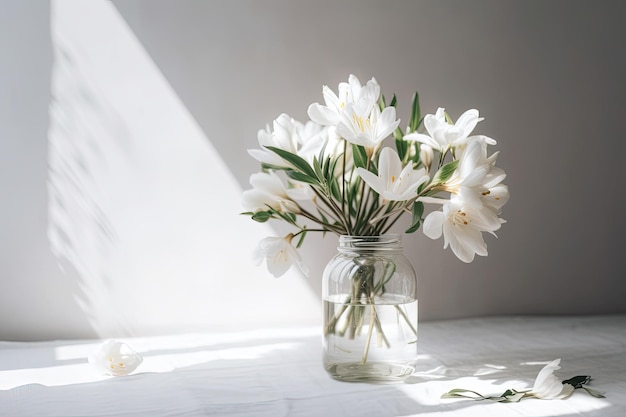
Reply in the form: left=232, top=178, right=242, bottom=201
left=48, top=28, right=135, bottom=337
left=44, top=0, right=320, bottom=339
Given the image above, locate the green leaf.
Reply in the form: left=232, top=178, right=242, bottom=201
left=499, top=391, right=526, bottom=403
left=330, top=176, right=342, bottom=202
left=395, top=138, right=408, bottom=160
left=562, top=375, right=606, bottom=398
left=441, top=389, right=487, bottom=400
left=393, top=126, right=404, bottom=141
left=352, top=144, right=369, bottom=169
left=325, top=156, right=340, bottom=186
left=432, top=159, right=459, bottom=184
left=296, top=230, right=307, bottom=248
left=405, top=222, right=421, bottom=235
left=389, top=93, right=397, bottom=107
left=562, top=375, right=591, bottom=389
left=265, top=146, right=318, bottom=179
left=405, top=201, right=424, bottom=234
left=582, top=387, right=606, bottom=398
left=409, top=91, right=421, bottom=133
left=312, top=155, right=325, bottom=182
left=287, top=170, right=319, bottom=185
left=251, top=211, right=272, bottom=223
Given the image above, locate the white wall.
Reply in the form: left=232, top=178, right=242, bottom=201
left=1, top=0, right=625, bottom=341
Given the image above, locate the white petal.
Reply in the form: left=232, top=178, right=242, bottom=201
left=378, top=148, right=402, bottom=187
left=532, top=359, right=566, bottom=398
left=357, top=167, right=385, bottom=195
left=307, top=103, right=340, bottom=126
left=322, top=85, right=342, bottom=109
left=558, top=383, right=576, bottom=399
left=470, top=134, right=497, bottom=146
left=348, top=74, right=363, bottom=94
left=403, top=132, right=441, bottom=150
left=455, top=108, right=482, bottom=138
left=247, top=148, right=284, bottom=167
left=418, top=196, right=448, bottom=205
left=285, top=185, right=313, bottom=201
left=423, top=211, right=444, bottom=240
left=376, top=106, right=400, bottom=140
left=484, top=184, right=510, bottom=210
left=287, top=244, right=309, bottom=277
left=456, top=187, right=483, bottom=209
left=241, top=189, right=271, bottom=211
left=423, top=112, right=441, bottom=137
left=447, top=225, right=487, bottom=263
left=249, top=172, right=285, bottom=196
left=483, top=167, right=507, bottom=188
left=267, top=256, right=291, bottom=278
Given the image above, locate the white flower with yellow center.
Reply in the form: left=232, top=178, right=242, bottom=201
left=88, top=340, right=143, bottom=376
left=307, top=74, right=380, bottom=126
left=446, top=137, right=509, bottom=211
left=337, top=100, right=400, bottom=149
left=308, top=74, right=399, bottom=149
left=423, top=196, right=502, bottom=263
left=254, top=235, right=309, bottom=278
left=357, top=148, right=429, bottom=202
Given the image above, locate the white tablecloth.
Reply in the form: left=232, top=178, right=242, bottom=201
left=1, top=315, right=624, bottom=416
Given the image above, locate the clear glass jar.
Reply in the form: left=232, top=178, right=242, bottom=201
left=322, top=234, right=418, bottom=383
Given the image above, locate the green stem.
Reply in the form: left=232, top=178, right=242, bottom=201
left=394, top=305, right=418, bottom=337
left=380, top=203, right=411, bottom=234
left=299, top=209, right=344, bottom=234
left=361, top=304, right=376, bottom=365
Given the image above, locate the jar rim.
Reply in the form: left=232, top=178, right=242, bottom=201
left=338, top=234, right=403, bottom=250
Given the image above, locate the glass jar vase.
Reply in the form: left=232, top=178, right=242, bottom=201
left=322, top=234, right=418, bottom=383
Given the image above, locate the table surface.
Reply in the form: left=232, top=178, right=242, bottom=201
left=1, top=315, right=624, bottom=417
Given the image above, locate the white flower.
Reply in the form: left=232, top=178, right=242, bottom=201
left=242, top=171, right=312, bottom=214
left=248, top=113, right=341, bottom=171
left=88, top=340, right=143, bottom=376
left=307, top=74, right=380, bottom=126
left=422, top=196, right=502, bottom=263
left=307, top=74, right=399, bottom=149
left=404, top=107, right=494, bottom=152
left=438, top=138, right=509, bottom=212
left=357, top=148, right=429, bottom=202
left=254, top=235, right=309, bottom=278
left=530, top=359, right=575, bottom=399
left=296, top=123, right=339, bottom=164
left=421, top=140, right=508, bottom=262
left=248, top=113, right=301, bottom=168
left=337, top=100, right=400, bottom=149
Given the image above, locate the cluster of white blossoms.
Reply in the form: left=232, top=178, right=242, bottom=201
left=243, top=74, right=509, bottom=277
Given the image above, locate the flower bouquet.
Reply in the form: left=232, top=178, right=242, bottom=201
left=242, top=74, right=509, bottom=380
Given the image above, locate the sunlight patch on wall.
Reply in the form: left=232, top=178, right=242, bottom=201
left=47, top=0, right=319, bottom=338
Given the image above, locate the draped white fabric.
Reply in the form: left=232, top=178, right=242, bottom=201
left=1, top=315, right=624, bottom=417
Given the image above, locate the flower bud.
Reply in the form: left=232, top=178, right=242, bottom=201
left=420, top=144, right=434, bottom=171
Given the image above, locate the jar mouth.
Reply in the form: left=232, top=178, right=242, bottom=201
left=339, top=234, right=403, bottom=250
